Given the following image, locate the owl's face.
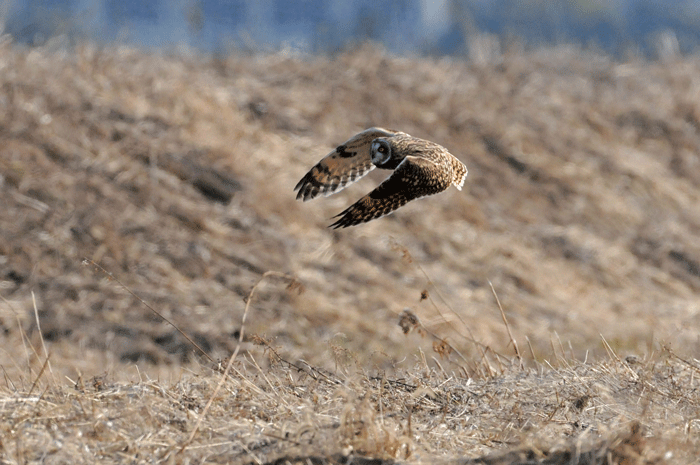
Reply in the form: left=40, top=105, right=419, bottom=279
left=370, top=139, right=392, bottom=166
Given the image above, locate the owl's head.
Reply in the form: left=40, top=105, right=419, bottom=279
left=370, top=139, right=392, bottom=166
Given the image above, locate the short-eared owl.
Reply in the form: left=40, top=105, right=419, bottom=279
left=295, top=128, right=468, bottom=228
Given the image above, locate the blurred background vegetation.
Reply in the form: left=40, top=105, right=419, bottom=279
left=4, top=0, right=700, bottom=58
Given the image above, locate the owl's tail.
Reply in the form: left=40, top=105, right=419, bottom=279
left=451, top=156, right=468, bottom=191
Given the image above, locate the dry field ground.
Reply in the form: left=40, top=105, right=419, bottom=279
left=2, top=36, right=700, bottom=463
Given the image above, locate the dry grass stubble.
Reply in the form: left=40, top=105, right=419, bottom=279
left=2, top=38, right=700, bottom=461
left=2, top=299, right=696, bottom=463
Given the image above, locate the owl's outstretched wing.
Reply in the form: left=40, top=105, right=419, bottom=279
left=330, top=154, right=452, bottom=229
left=294, top=127, right=400, bottom=201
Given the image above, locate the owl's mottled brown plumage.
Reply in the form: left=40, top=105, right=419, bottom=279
left=295, top=128, right=468, bottom=228
left=294, top=128, right=399, bottom=201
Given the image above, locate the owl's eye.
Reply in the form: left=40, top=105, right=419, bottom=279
left=371, top=139, right=392, bottom=166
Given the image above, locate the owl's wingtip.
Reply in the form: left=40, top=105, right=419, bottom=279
left=328, top=218, right=351, bottom=229
left=293, top=175, right=308, bottom=199
left=294, top=171, right=323, bottom=201
left=328, top=207, right=353, bottom=229
left=293, top=184, right=311, bottom=201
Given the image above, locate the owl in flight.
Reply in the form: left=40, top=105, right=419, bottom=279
left=294, top=128, right=468, bottom=228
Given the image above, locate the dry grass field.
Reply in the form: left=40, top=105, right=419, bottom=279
left=2, top=35, right=700, bottom=463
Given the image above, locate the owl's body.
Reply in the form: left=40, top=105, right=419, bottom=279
left=295, top=128, right=467, bottom=228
